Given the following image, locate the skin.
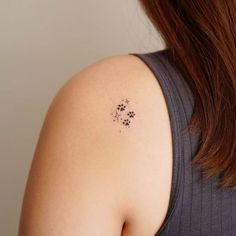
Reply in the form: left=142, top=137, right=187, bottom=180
left=18, top=54, right=173, bottom=236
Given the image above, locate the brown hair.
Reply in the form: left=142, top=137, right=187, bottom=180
left=139, top=0, right=236, bottom=190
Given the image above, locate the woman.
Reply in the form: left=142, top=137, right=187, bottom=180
left=18, top=1, right=235, bottom=235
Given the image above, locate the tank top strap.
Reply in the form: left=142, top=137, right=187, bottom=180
left=129, top=48, right=200, bottom=235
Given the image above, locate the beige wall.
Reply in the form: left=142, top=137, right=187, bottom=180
left=0, top=1, right=164, bottom=235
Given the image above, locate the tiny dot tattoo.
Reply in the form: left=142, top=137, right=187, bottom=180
left=111, top=98, right=136, bottom=129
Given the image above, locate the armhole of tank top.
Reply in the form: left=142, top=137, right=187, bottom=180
left=128, top=50, right=184, bottom=235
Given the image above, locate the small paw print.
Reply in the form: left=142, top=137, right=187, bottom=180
left=127, top=111, right=135, bottom=118
left=123, top=119, right=131, bottom=126
left=117, top=103, right=126, bottom=111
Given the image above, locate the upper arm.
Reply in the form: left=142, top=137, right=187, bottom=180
left=18, top=56, right=135, bottom=236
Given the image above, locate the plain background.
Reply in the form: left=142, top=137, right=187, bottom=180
left=0, top=1, right=164, bottom=235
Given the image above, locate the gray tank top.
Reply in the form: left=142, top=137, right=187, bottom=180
left=129, top=48, right=236, bottom=236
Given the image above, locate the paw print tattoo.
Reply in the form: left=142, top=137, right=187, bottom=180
left=127, top=111, right=135, bottom=118
left=111, top=98, right=136, bottom=129
left=117, top=103, right=126, bottom=111
left=123, top=119, right=131, bottom=127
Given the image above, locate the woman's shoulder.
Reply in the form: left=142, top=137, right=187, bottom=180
left=58, top=53, right=170, bottom=142
left=21, top=53, right=172, bottom=235
left=58, top=53, right=173, bottom=234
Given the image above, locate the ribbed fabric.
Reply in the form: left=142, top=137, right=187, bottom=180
left=129, top=48, right=236, bottom=236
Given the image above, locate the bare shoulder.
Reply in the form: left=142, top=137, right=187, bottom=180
left=19, top=54, right=172, bottom=236
left=58, top=53, right=167, bottom=128
left=48, top=54, right=167, bottom=139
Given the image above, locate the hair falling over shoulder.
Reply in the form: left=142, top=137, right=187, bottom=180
left=139, top=0, right=236, bottom=190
